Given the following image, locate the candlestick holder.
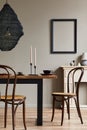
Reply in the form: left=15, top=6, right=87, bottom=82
left=30, top=63, right=32, bottom=74
left=34, top=65, right=36, bottom=75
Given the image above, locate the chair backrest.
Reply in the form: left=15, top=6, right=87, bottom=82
left=67, top=67, right=84, bottom=96
left=0, top=65, right=17, bottom=101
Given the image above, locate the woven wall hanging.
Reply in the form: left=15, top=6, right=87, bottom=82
left=0, top=2, right=24, bottom=51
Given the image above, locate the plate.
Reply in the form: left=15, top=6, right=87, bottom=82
left=40, top=73, right=53, bottom=75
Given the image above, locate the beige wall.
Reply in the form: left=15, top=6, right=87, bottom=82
left=0, top=0, right=87, bottom=107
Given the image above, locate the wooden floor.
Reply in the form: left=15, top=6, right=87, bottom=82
left=0, top=107, right=87, bottom=130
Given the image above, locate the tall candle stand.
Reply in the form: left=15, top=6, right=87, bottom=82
left=30, top=63, right=32, bottom=75
left=34, top=65, right=36, bottom=75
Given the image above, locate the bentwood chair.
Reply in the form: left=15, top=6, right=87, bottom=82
left=51, top=67, right=84, bottom=125
left=0, top=65, right=26, bottom=130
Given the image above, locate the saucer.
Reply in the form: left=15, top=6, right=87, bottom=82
left=40, top=73, right=52, bottom=75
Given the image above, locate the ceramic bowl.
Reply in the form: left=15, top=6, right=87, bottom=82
left=43, top=70, right=51, bottom=74
left=81, top=60, right=87, bottom=66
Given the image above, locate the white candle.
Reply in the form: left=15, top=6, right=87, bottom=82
left=34, top=48, right=36, bottom=66
left=30, top=46, right=32, bottom=63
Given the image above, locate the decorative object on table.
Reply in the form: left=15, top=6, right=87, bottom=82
left=30, top=46, right=32, bottom=74
left=29, top=46, right=37, bottom=75
left=30, top=63, right=33, bottom=74
left=81, top=52, right=87, bottom=66
left=70, top=60, right=75, bottom=66
left=34, top=65, right=36, bottom=75
left=0, top=0, right=24, bottom=51
left=43, top=70, right=51, bottom=75
left=17, top=72, right=24, bottom=75
left=34, top=48, right=36, bottom=74
left=77, top=62, right=81, bottom=66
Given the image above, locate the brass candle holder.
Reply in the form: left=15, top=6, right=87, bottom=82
left=34, top=65, right=36, bottom=75
left=29, top=63, right=37, bottom=75
left=30, top=63, right=32, bottom=75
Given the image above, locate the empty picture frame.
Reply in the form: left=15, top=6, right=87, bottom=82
left=50, top=19, right=77, bottom=54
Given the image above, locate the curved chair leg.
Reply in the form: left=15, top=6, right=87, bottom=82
left=4, top=102, right=8, bottom=128
left=61, top=96, right=64, bottom=126
left=51, top=96, right=56, bottom=122
left=74, top=98, right=83, bottom=124
left=23, top=101, right=27, bottom=130
left=12, top=103, right=15, bottom=130
left=65, top=99, right=70, bottom=120
left=77, top=106, right=83, bottom=124
left=67, top=98, right=70, bottom=120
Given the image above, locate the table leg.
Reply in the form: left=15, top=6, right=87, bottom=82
left=37, top=79, right=43, bottom=125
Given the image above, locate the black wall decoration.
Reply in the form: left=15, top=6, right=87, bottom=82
left=0, top=3, right=24, bottom=51
left=50, top=19, right=77, bottom=54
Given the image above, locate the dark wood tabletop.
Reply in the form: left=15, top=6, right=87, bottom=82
left=0, top=74, right=57, bottom=79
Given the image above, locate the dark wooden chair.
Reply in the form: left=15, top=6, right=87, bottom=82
left=0, top=65, right=27, bottom=130
left=51, top=67, right=84, bottom=125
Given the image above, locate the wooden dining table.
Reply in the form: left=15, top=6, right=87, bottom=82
left=0, top=74, right=57, bottom=126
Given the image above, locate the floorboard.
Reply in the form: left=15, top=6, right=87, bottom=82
left=0, top=107, right=87, bottom=130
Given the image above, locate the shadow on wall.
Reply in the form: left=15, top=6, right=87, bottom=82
left=51, top=67, right=64, bottom=108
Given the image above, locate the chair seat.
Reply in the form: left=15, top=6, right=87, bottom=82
left=52, top=92, right=76, bottom=97
left=1, top=95, right=26, bottom=100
